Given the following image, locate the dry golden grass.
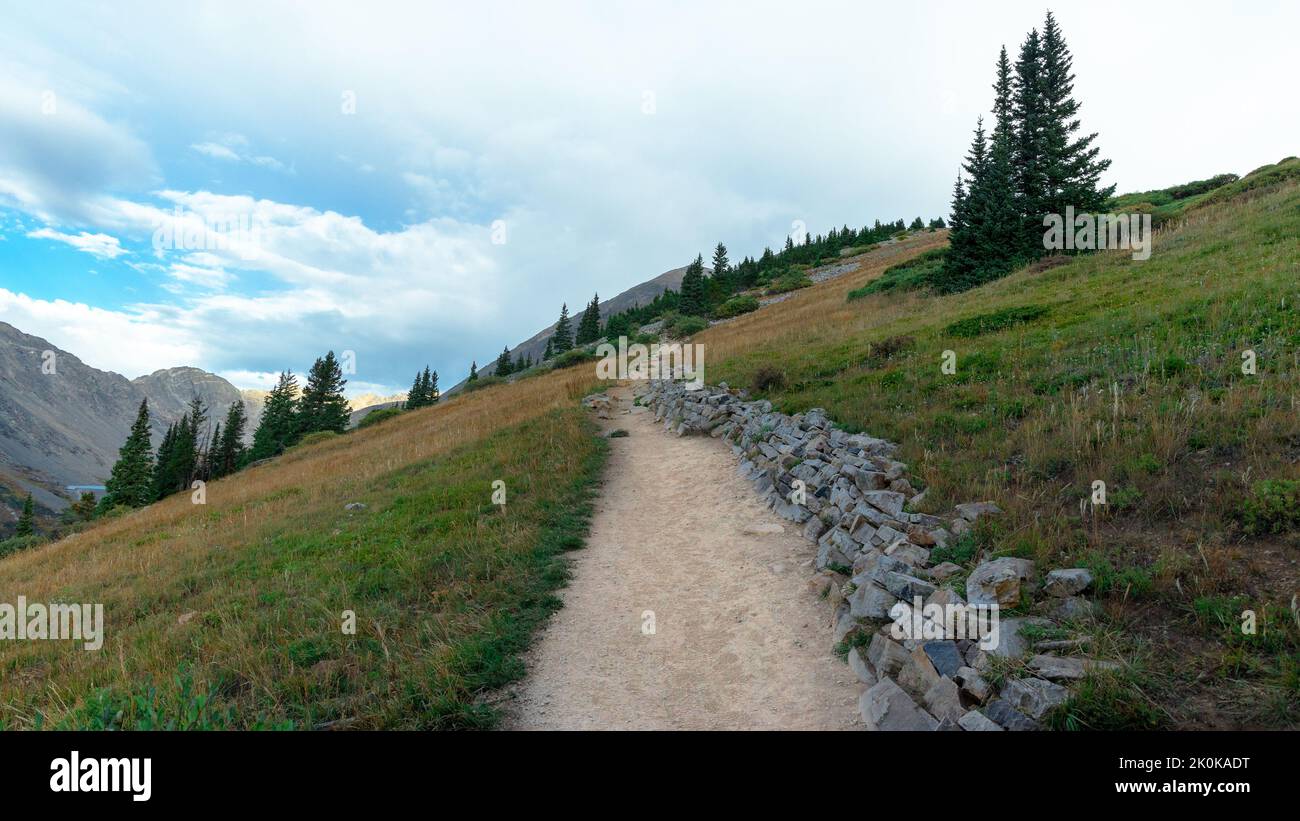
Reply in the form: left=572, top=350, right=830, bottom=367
left=0, top=363, right=603, bottom=729
left=698, top=232, right=950, bottom=365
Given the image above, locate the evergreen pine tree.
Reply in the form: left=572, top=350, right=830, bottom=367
left=711, top=242, right=729, bottom=284
left=468, top=361, right=479, bottom=382
left=543, top=337, right=554, bottom=360
left=1012, top=27, right=1048, bottom=255
left=205, top=421, right=221, bottom=481
left=939, top=118, right=990, bottom=292
left=552, top=304, right=574, bottom=353
left=679, top=255, right=706, bottom=317
left=514, top=353, right=526, bottom=372
left=157, top=412, right=196, bottom=498
left=151, top=422, right=177, bottom=500
left=407, top=371, right=426, bottom=409
left=298, top=352, right=350, bottom=435
left=104, top=399, right=155, bottom=509
left=1038, top=11, right=1113, bottom=219
left=575, top=294, right=602, bottom=345
left=215, top=401, right=248, bottom=477
left=185, top=395, right=208, bottom=484
left=495, top=346, right=513, bottom=376
left=16, top=494, right=34, bottom=536
left=428, top=369, right=439, bottom=403
left=250, top=371, right=301, bottom=460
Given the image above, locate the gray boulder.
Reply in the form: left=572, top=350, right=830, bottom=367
left=955, top=501, right=1001, bottom=522
left=922, top=641, right=964, bottom=677
left=1043, top=568, right=1093, bottom=597
left=849, top=582, right=901, bottom=620
left=1001, top=676, right=1070, bottom=720
left=848, top=646, right=877, bottom=686
left=957, top=710, right=1004, bottom=731
left=984, top=698, right=1041, bottom=731
left=867, top=633, right=912, bottom=678
left=923, top=676, right=966, bottom=723
left=966, top=557, right=1035, bottom=607
left=859, top=677, right=939, bottom=731
left=1027, top=654, right=1120, bottom=681
left=861, top=490, right=906, bottom=518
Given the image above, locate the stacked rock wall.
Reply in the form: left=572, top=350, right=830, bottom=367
left=638, top=379, right=1112, bottom=731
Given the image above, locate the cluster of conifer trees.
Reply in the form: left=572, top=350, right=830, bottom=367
left=100, top=350, right=351, bottom=513
left=405, top=366, right=440, bottom=408
left=939, top=11, right=1112, bottom=292
left=512, top=215, right=939, bottom=370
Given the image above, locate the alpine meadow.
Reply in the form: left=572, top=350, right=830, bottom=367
left=0, top=2, right=1297, bottom=803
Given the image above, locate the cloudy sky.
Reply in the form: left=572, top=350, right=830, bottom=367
left=1, top=1, right=1296, bottom=395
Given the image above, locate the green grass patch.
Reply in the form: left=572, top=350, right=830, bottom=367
left=945, top=304, right=1050, bottom=338
left=848, top=247, right=947, bottom=299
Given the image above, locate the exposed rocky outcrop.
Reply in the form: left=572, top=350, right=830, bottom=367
left=630, top=379, right=1117, bottom=731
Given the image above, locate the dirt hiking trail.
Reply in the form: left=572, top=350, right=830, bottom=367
left=503, top=384, right=860, bottom=730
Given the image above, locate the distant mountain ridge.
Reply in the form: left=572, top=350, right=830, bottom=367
left=0, top=321, right=258, bottom=509
left=451, top=262, right=698, bottom=392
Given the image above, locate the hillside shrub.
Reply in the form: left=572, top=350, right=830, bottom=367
left=765, top=271, right=813, bottom=295
left=848, top=247, right=947, bottom=299
left=357, top=407, right=403, bottom=429
left=714, top=295, right=760, bottom=319
left=1237, top=479, right=1300, bottom=536
left=549, top=349, right=599, bottom=370
left=464, top=375, right=507, bottom=391
left=0, top=535, right=45, bottom=559
left=945, top=305, right=1050, bottom=338
left=295, top=431, right=339, bottom=448
left=664, top=314, right=708, bottom=338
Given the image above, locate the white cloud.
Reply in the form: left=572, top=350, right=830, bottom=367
left=2, top=0, right=1298, bottom=393
left=191, top=142, right=240, bottom=162
left=0, top=73, right=157, bottom=225
left=0, top=288, right=203, bottom=378
left=191, top=134, right=289, bottom=173
left=25, top=227, right=126, bottom=258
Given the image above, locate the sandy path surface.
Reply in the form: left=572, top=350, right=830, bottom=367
left=503, top=385, right=861, bottom=730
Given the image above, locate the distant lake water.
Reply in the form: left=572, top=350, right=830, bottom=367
left=66, top=485, right=107, bottom=492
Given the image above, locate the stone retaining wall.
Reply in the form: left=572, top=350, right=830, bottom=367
left=631, top=379, right=1113, bottom=731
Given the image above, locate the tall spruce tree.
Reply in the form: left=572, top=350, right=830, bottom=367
left=679, top=254, right=706, bottom=317
left=542, top=337, right=554, bottom=360
left=205, top=421, right=221, bottom=481
left=981, top=45, right=1022, bottom=274
left=407, top=370, right=426, bottom=409
left=16, top=494, right=34, bottom=536
left=495, top=346, right=513, bottom=376
left=427, top=369, right=439, bottom=403
left=185, top=395, right=208, bottom=483
left=711, top=242, right=729, bottom=284
left=104, top=399, right=155, bottom=509
left=298, top=352, right=350, bottom=435
left=1012, top=27, right=1048, bottom=255
left=939, top=119, right=989, bottom=291
left=214, top=401, right=248, bottom=477
left=552, top=304, right=574, bottom=353
left=1038, top=11, right=1113, bottom=219
left=468, top=361, right=479, bottom=382
left=151, top=422, right=177, bottom=499
left=250, top=371, right=301, bottom=460
left=575, top=294, right=602, bottom=345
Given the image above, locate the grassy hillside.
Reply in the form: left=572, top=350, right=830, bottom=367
left=0, top=366, right=603, bottom=729
left=697, top=174, right=1300, bottom=728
